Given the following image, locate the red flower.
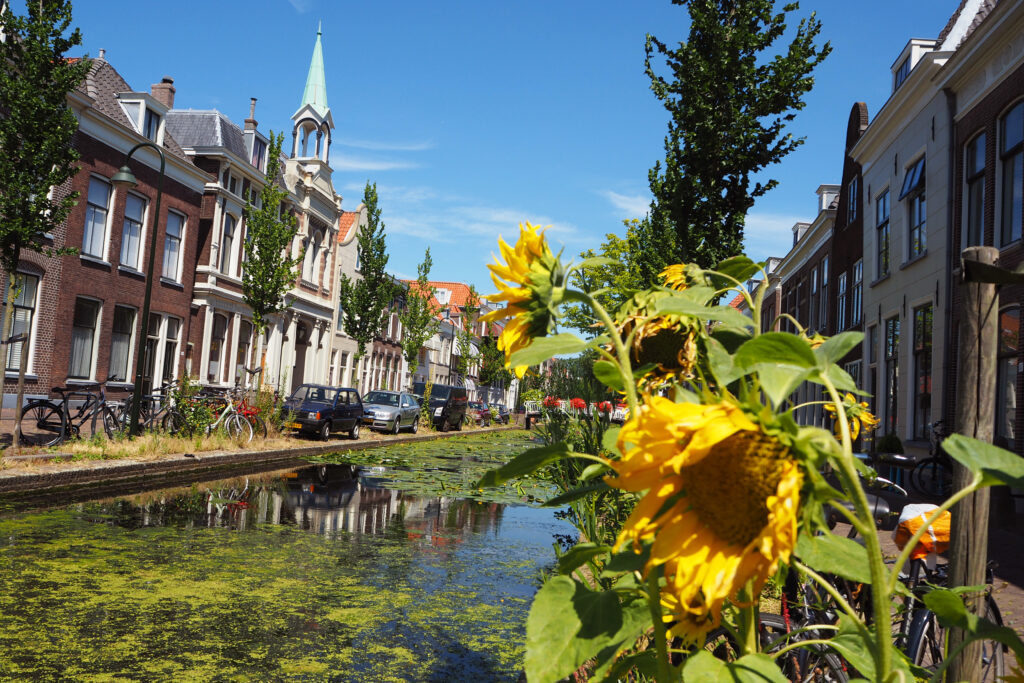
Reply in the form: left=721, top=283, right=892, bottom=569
left=597, top=401, right=613, bottom=413
left=542, top=396, right=561, bottom=408
left=570, top=398, right=587, bottom=410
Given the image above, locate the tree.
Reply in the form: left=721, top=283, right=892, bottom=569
left=454, top=285, right=480, bottom=382
left=337, top=182, right=397, bottom=361
left=397, top=247, right=439, bottom=384
left=477, top=335, right=512, bottom=388
left=637, top=0, right=830, bottom=284
left=0, top=0, right=90, bottom=433
left=563, top=220, right=645, bottom=334
left=241, top=131, right=301, bottom=373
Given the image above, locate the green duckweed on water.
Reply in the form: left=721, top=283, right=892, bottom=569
left=0, top=430, right=571, bottom=681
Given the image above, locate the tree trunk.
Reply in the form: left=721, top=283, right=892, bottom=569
left=0, top=270, right=17, bottom=431
left=948, top=246, right=998, bottom=683
left=13, top=324, right=29, bottom=451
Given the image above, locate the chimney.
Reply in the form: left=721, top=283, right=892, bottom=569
left=245, top=97, right=258, bottom=131
left=151, top=76, right=175, bottom=108
left=98, top=48, right=106, bottom=60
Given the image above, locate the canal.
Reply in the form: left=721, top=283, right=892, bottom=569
left=0, top=431, right=569, bottom=681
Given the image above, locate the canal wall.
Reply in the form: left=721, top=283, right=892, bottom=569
left=0, top=425, right=521, bottom=503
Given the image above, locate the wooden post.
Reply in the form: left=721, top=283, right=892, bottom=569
left=948, top=246, right=998, bottom=682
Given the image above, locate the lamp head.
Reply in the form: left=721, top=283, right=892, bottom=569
left=111, top=165, right=138, bottom=189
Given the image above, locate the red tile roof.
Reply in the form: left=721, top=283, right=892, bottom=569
left=727, top=293, right=745, bottom=310
left=337, top=211, right=358, bottom=242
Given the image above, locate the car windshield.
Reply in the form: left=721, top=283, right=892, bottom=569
left=290, top=385, right=337, bottom=405
left=364, top=391, right=399, bottom=406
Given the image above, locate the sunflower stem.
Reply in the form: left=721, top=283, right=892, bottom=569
left=821, top=375, right=894, bottom=680
left=574, top=290, right=638, bottom=413
left=646, top=568, right=672, bottom=682
left=737, top=582, right=759, bottom=656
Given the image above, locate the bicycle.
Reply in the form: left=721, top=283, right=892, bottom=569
left=910, top=420, right=953, bottom=498
left=18, top=379, right=122, bottom=446
left=235, top=366, right=268, bottom=439
left=197, top=388, right=253, bottom=443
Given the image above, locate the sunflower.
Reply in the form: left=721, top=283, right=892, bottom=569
left=660, top=263, right=702, bottom=291
left=606, top=397, right=802, bottom=643
left=481, top=222, right=566, bottom=378
left=824, top=392, right=880, bottom=440
left=616, top=291, right=701, bottom=389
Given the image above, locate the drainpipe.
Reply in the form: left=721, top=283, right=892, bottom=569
left=942, top=87, right=957, bottom=427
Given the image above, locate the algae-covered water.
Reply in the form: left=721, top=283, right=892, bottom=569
left=0, top=432, right=569, bottom=681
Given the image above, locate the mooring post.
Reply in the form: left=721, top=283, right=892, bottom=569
left=948, top=245, right=999, bottom=683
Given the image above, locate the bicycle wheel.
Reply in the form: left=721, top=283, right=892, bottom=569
left=245, top=413, right=267, bottom=439
left=907, top=598, right=1005, bottom=682
left=911, top=458, right=952, bottom=498
left=223, top=414, right=254, bottom=443
left=102, top=404, right=126, bottom=439
left=161, top=409, right=190, bottom=436
left=17, top=400, right=66, bottom=447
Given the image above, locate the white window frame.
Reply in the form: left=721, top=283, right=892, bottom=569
left=163, top=209, right=185, bottom=282
left=108, top=304, right=137, bottom=384
left=69, top=296, right=102, bottom=381
left=220, top=212, right=238, bottom=275
left=4, top=271, right=40, bottom=374
left=120, top=192, right=148, bottom=271
left=83, top=175, right=113, bottom=259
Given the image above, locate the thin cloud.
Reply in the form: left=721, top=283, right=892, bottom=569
left=287, top=0, right=313, bottom=13
left=743, top=213, right=804, bottom=261
left=329, top=155, right=419, bottom=171
left=336, top=138, right=435, bottom=152
left=603, top=190, right=650, bottom=219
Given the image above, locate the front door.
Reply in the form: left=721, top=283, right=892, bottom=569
left=291, top=322, right=309, bottom=394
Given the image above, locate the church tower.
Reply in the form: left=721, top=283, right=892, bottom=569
left=291, top=22, right=334, bottom=162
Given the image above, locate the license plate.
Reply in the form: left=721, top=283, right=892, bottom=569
left=286, top=422, right=302, bottom=430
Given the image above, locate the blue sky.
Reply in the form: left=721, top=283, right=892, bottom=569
left=68, top=1, right=956, bottom=292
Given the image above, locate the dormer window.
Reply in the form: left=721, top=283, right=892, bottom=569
left=252, top=139, right=267, bottom=172
left=117, top=92, right=167, bottom=143
left=894, top=57, right=910, bottom=91
left=143, top=108, right=160, bottom=141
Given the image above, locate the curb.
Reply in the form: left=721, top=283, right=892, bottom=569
left=0, top=425, right=522, bottom=499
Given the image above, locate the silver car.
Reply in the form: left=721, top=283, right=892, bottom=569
left=362, top=390, right=421, bottom=434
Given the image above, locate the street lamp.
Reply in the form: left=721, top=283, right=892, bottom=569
left=111, top=141, right=165, bottom=436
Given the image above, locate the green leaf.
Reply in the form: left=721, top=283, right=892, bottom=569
left=712, top=255, right=762, bottom=285
left=595, top=648, right=656, bottom=682
left=734, top=332, right=817, bottom=369
left=941, top=433, right=1024, bottom=488
left=682, top=650, right=727, bottom=680
left=796, top=533, right=871, bottom=584
left=592, top=359, right=625, bottom=392
left=808, top=363, right=865, bottom=395
left=580, top=462, right=610, bottom=482
left=652, top=294, right=754, bottom=329
left=814, top=331, right=864, bottom=366
left=924, top=589, right=1024, bottom=660
left=602, top=545, right=650, bottom=575
left=525, top=577, right=648, bottom=683
left=601, top=425, right=621, bottom=457
left=476, top=442, right=572, bottom=488
left=576, top=256, right=618, bottom=270
left=544, top=481, right=610, bottom=507
left=754, top=363, right=811, bottom=408
left=557, top=543, right=612, bottom=575
left=707, top=336, right=743, bottom=385
left=509, top=333, right=591, bottom=369
left=726, top=653, right=791, bottom=682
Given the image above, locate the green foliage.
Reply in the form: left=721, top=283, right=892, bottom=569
left=520, top=388, right=545, bottom=405
left=418, top=379, right=434, bottom=429
left=241, top=132, right=302, bottom=339
left=170, top=375, right=213, bottom=436
left=563, top=221, right=645, bottom=334
left=396, top=248, right=439, bottom=381
left=477, top=335, right=512, bottom=387
left=875, top=432, right=904, bottom=454
left=454, top=285, right=480, bottom=381
left=636, top=0, right=831, bottom=282
left=0, top=0, right=90, bottom=273
left=337, top=182, right=398, bottom=360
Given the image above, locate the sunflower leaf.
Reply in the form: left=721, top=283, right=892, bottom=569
left=544, top=481, right=610, bottom=507
left=725, top=654, right=791, bottom=683
left=525, top=576, right=649, bottom=683
left=592, top=360, right=625, bottom=392
left=556, top=543, right=612, bottom=575
left=601, top=425, right=621, bottom=456
left=707, top=336, right=742, bottom=385
left=796, top=533, right=872, bottom=584
left=580, top=462, right=610, bottom=482
left=924, top=588, right=1024, bottom=661
left=576, top=256, right=618, bottom=270
left=711, top=255, right=762, bottom=285
left=476, top=442, right=572, bottom=488
left=734, top=332, right=817, bottom=369
left=509, top=333, right=591, bottom=369
left=814, top=331, right=864, bottom=366
left=753, top=363, right=811, bottom=408
left=681, top=650, right=727, bottom=680
left=652, top=294, right=754, bottom=328
left=594, top=649, right=657, bottom=683
left=940, top=433, right=1024, bottom=488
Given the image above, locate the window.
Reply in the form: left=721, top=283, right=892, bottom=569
left=913, top=305, right=933, bottom=439
left=162, top=317, right=180, bottom=386
left=69, top=298, right=100, bottom=379
left=965, top=134, right=986, bottom=247
left=108, top=306, right=136, bottom=383
left=303, top=231, right=322, bottom=282
left=1000, top=102, right=1023, bottom=245
left=220, top=214, right=236, bottom=274
left=4, top=273, right=38, bottom=372
left=208, top=313, right=227, bottom=383
left=996, top=306, right=1019, bottom=445
left=845, top=360, right=862, bottom=389
left=820, top=256, right=829, bottom=332
left=143, top=108, right=160, bottom=141
left=900, top=157, right=927, bottom=259
left=83, top=177, right=111, bottom=258
left=847, top=176, right=859, bottom=223
left=876, top=190, right=890, bottom=277
left=163, top=210, right=184, bottom=280
left=837, top=272, right=847, bottom=332
left=894, top=57, right=910, bottom=90
left=851, top=260, right=863, bottom=326
left=809, top=266, right=818, bottom=332
left=120, top=193, right=146, bottom=269
left=252, top=139, right=267, bottom=171
left=885, top=317, right=900, bottom=434
left=236, top=319, right=253, bottom=382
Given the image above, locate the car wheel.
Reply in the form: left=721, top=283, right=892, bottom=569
left=411, top=417, right=419, bottom=434
left=350, top=422, right=360, bottom=440
left=391, top=417, right=400, bottom=435
left=440, top=419, right=449, bottom=432
left=320, top=421, right=331, bottom=441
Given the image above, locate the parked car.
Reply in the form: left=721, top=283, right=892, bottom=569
left=413, top=382, right=468, bottom=431
left=362, top=390, right=421, bottom=434
left=492, top=404, right=511, bottom=424
left=469, top=401, right=491, bottom=426
left=283, top=384, right=363, bottom=440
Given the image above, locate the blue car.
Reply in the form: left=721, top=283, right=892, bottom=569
left=284, top=384, right=363, bottom=440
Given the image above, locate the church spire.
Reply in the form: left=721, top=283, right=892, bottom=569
left=300, top=22, right=329, bottom=117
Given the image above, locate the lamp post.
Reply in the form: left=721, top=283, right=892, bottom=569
left=111, top=142, right=165, bottom=436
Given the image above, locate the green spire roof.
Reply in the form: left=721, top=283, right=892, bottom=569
left=300, top=22, right=329, bottom=116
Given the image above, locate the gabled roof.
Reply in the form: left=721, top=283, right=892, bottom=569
left=164, top=110, right=248, bottom=161
left=337, top=211, right=359, bottom=242
left=937, top=0, right=1000, bottom=51
left=75, top=56, right=189, bottom=162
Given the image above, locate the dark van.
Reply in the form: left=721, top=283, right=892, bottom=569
left=413, top=382, right=468, bottom=431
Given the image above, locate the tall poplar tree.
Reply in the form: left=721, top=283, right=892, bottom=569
left=636, top=0, right=830, bottom=284
left=337, top=182, right=397, bottom=360
left=454, top=286, right=480, bottom=382
left=0, top=0, right=90, bottom=430
left=397, top=247, right=439, bottom=384
left=241, top=131, right=301, bottom=371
